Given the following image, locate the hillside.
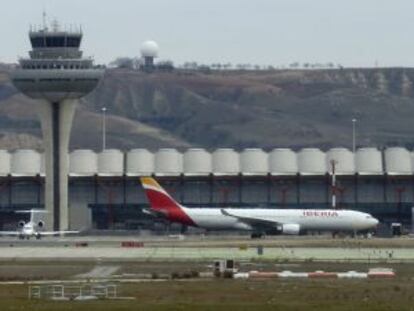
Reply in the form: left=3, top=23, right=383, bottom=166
left=1, top=67, right=414, bottom=151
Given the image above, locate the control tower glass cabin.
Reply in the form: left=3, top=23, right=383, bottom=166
left=12, top=23, right=104, bottom=231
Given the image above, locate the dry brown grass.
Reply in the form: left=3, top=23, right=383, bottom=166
left=0, top=278, right=414, bottom=311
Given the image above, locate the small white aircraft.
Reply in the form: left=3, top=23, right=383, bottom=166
left=141, top=177, right=379, bottom=238
left=0, top=209, right=79, bottom=240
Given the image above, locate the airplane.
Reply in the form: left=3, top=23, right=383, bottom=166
left=0, top=209, right=79, bottom=240
left=140, top=177, right=379, bottom=238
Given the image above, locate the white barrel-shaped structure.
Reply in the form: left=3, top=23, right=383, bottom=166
left=355, top=148, right=383, bottom=175
left=384, top=147, right=412, bottom=175
left=298, top=148, right=326, bottom=175
left=97, top=149, right=124, bottom=176
left=268, top=148, right=298, bottom=175
left=11, top=149, right=41, bottom=176
left=240, top=148, right=268, bottom=176
left=40, top=153, right=45, bottom=177
left=326, top=148, right=355, bottom=175
left=212, top=148, right=240, bottom=176
left=410, top=152, right=414, bottom=173
left=183, top=148, right=212, bottom=176
left=126, top=149, right=154, bottom=176
left=69, top=149, right=98, bottom=176
left=154, top=148, right=182, bottom=176
left=0, top=150, right=11, bottom=176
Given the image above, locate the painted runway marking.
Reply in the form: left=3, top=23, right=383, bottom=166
left=76, top=265, right=120, bottom=278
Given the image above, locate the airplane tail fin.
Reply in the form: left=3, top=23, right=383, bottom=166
left=140, top=177, right=195, bottom=226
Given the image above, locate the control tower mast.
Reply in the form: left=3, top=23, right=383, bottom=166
left=12, top=21, right=104, bottom=230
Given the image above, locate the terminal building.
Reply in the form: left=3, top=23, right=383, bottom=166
left=0, top=147, right=413, bottom=232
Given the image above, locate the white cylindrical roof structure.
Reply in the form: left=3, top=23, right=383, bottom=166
left=240, top=148, right=268, bottom=176
left=326, top=148, right=355, bottom=175
left=97, top=149, right=124, bottom=176
left=384, top=147, right=412, bottom=175
left=11, top=149, right=41, bottom=177
left=126, top=149, right=154, bottom=176
left=154, top=149, right=183, bottom=176
left=355, top=148, right=383, bottom=175
left=268, top=148, right=297, bottom=175
left=70, top=149, right=98, bottom=176
left=40, top=153, right=45, bottom=177
left=0, top=150, right=11, bottom=176
left=212, top=148, right=240, bottom=176
left=298, top=148, right=326, bottom=175
left=183, top=149, right=212, bottom=176
left=410, top=152, right=414, bottom=174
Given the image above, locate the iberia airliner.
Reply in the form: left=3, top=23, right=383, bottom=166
left=141, top=177, right=379, bottom=237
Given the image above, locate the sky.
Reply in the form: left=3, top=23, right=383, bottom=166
left=0, top=0, right=413, bottom=67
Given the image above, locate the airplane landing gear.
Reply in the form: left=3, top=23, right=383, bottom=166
left=35, top=234, right=41, bottom=240
left=251, top=232, right=264, bottom=239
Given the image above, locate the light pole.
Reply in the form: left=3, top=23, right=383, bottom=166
left=352, top=118, right=357, bottom=154
left=330, top=160, right=338, bottom=209
left=102, top=107, right=107, bottom=151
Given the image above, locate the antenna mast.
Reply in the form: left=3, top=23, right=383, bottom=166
left=42, top=10, right=47, bottom=30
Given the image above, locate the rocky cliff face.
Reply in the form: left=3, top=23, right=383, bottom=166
left=1, top=67, right=414, bottom=151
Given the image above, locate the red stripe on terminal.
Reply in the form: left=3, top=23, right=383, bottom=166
left=145, top=189, right=196, bottom=226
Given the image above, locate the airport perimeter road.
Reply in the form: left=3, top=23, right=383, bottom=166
left=0, top=235, right=414, bottom=249
left=0, top=235, right=413, bottom=248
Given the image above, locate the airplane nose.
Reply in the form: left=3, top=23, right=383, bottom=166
left=372, top=218, right=379, bottom=227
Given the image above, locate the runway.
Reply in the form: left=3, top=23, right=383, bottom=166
left=0, top=235, right=413, bottom=262
left=0, top=246, right=412, bottom=262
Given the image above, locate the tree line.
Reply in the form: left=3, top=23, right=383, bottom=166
left=108, top=58, right=343, bottom=72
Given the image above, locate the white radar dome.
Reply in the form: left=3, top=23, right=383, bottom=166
left=140, top=40, right=159, bottom=57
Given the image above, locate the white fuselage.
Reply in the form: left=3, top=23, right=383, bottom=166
left=182, top=208, right=378, bottom=232
left=0, top=209, right=78, bottom=239
left=20, top=222, right=40, bottom=237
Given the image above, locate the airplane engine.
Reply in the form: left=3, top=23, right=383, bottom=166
left=281, top=224, right=300, bottom=235
left=18, top=221, right=25, bottom=228
left=37, top=221, right=45, bottom=228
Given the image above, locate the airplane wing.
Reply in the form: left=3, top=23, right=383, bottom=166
left=15, top=210, right=47, bottom=214
left=221, top=209, right=281, bottom=230
left=142, top=208, right=168, bottom=218
left=38, top=231, right=79, bottom=236
left=0, top=231, right=21, bottom=236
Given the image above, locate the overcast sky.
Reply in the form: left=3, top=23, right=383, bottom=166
left=1, top=0, right=413, bottom=67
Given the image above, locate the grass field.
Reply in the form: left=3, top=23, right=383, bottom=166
left=0, top=278, right=413, bottom=311
left=0, top=261, right=412, bottom=310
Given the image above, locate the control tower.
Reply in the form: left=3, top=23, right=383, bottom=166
left=11, top=21, right=104, bottom=230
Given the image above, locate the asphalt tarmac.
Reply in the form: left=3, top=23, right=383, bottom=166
left=0, top=235, right=412, bottom=262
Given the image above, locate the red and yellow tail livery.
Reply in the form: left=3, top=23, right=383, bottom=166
left=140, top=177, right=195, bottom=226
